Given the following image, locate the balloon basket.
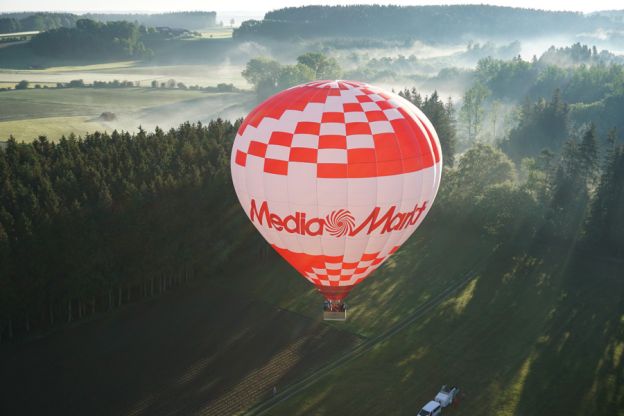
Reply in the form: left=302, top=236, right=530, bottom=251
left=323, top=300, right=347, bottom=321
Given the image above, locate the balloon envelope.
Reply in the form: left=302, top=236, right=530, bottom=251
left=231, top=80, right=442, bottom=301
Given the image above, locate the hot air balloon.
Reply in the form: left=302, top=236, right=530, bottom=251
left=231, top=80, right=442, bottom=320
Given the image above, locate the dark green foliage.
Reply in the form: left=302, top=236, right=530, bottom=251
left=500, top=90, right=569, bottom=160
left=0, top=11, right=217, bottom=34
left=546, top=126, right=600, bottom=240
left=585, top=131, right=624, bottom=255
left=571, top=89, right=624, bottom=138
left=476, top=55, right=624, bottom=104
left=14, top=80, right=29, bottom=90
left=399, top=88, right=457, bottom=166
left=233, top=5, right=607, bottom=41
left=30, top=19, right=152, bottom=60
left=242, top=53, right=339, bottom=101
left=84, top=11, right=217, bottom=31
left=0, top=120, right=255, bottom=338
left=0, top=13, right=78, bottom=34
left=0, top=18, right=21, bottom=34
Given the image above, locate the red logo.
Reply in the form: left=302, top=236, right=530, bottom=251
left=325, top=209, right=355, bottom=237
left=249, top=199, right=427, bottom=237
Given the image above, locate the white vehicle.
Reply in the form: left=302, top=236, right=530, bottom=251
left=418, top=400, right=442, bottom=416
left=434, top=385, right=459, bottom=407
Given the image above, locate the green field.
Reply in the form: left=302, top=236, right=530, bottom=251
left=265, top=239, right=624, bottom=415
left=198, top=27, right=234, bottom=39
left=0, top=87, right=254, bottom=141
left=0, top=61, right=248, bottom=89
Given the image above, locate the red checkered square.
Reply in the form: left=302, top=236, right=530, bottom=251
left=295, top=122, right=320, bottom=135
left=248, top=141, right=267, bottom=158
left=365, top=111, right=387, bottom=122
left=289, top=147, right=318, bottom=163
left=319, top=135, right=347, bottom=149
left=318, top=163, right=348, bottom=178
left=235, top=150, right=247, bottom=166
left=269, top=131, right=293, bottom=146
left=322, top=112, right=345, bottom=123
left=346, top=122, right=372, bottom=135
left=264, top=158, right=288, bottom=175
left=343, top=102, right=363, bottom=112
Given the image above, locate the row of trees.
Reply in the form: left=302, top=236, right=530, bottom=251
left=30, top=19, right=153, bottom=60
left=398, top=89, right=457, bottom=167
left=0, top=12, right=217, bottom=35
left=4, top=79, right=240, bottom=91
left=0, top=13, right=78, bottom=34
left=437, top=122, right=623, bottom=257
left=475, top=55, right=624, bottom=104
left=0, top=120, right=258, bottom=341
left=233, top=5, right=615, bottom=41
left=242, top=52, right=341, bottom=100
left=448, top=51, right=624, bottom=150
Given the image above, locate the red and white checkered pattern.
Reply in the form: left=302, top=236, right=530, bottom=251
left=232, top=80, right=442, bottom=301
left=303, top=252, right=386, bottom=287
left=273, top=245, right=401, bottom=297
left=234, top=80, right=440, bottom=179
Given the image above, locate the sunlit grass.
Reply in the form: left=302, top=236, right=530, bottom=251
left=0, top=116, right=108, bottom=142
left=197, top=28, right=234, bottom=39
left=23, top=60, right=139, bottom=73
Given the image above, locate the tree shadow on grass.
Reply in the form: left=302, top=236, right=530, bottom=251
left=0, top=280, right=360, bottom=416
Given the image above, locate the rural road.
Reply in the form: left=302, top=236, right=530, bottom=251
left=245, top=262, right=484, bottom=416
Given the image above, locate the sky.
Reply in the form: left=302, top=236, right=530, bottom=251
left=0, top=0, right=623, bottom=14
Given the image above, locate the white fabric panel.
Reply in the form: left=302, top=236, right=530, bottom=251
left=370, top=120, right=394, bottom=134
left=361, top=102, right=381, bottom=111
left=318, top=149, right=348, bottom=163
left=263, top=171, right=289, bottom=203
left=287, top=162, right=318, bottom=206
left=345, top=134, right=374, bottom=148
left=320, top=123, right=347, bottom=135
left=265, top=144, right=291, bottom=160
left=345, top=112, right=368, bottom=123
left=292, top=134, right=319, bottom=148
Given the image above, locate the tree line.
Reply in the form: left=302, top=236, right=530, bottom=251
left=0, top=120, right=259, bottom=341
left=0, top=12, right=217, bottom=35
left=233, top=5, right=616, bottom=42
left=29, top=19, right=154, bottom=60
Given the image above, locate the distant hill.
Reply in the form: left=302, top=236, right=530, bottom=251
left=84, top=12, right=217, bottom=31
left=0, top=11, right=217, bottom=34
left=233, top=5, right=619, bottom=42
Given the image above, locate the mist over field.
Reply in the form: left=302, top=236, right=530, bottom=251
left=1, top=5, right=624, bottom=416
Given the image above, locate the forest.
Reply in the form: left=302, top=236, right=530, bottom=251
left=233, top=5, right=617, bottom=41
left=0, top=11, right=217, bottom=34
left=29, top=19, right=155, bottom=59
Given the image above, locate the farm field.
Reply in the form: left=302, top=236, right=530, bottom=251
left=269, top=242, right=624, bottom=416
left=198, top=27, right=234, bottom=38
left=0, top=61, right=249, bottom=89
left=0, top=88, right=254, bottom=141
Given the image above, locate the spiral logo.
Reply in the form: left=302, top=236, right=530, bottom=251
left=325, top=209, right=355, bottom=237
